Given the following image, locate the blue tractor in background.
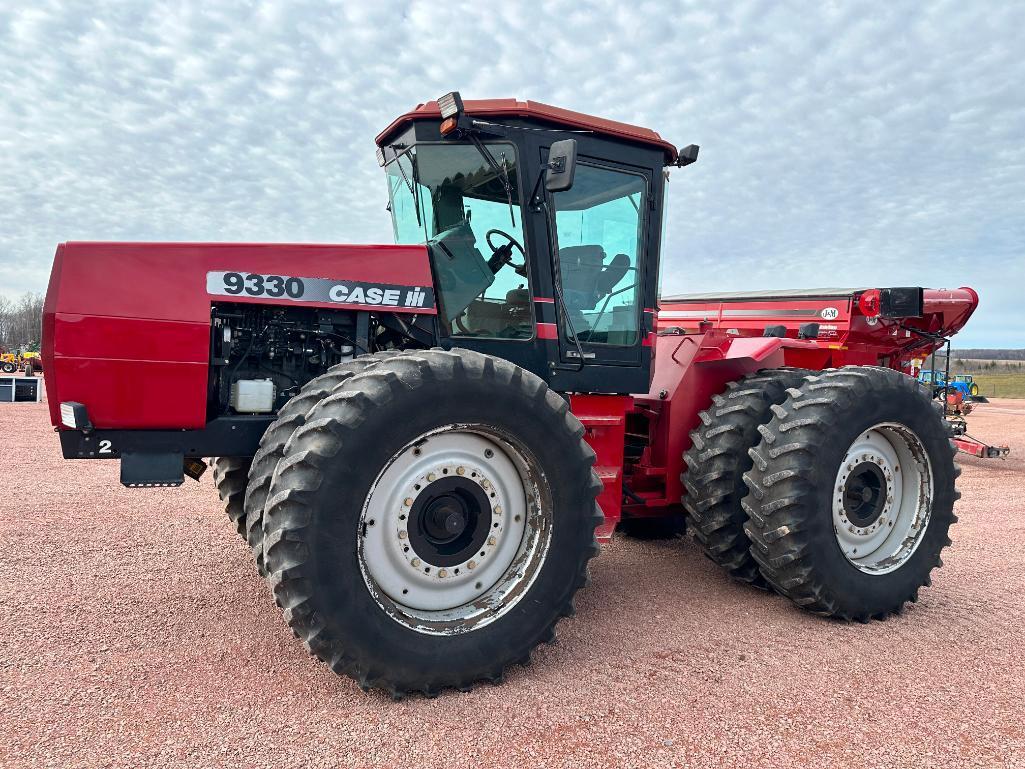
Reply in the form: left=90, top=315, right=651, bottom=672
left=919, top=370, right=980, bottom=399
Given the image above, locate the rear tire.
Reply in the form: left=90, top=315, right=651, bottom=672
left=262, top=348, right=602, bottom=696
left=212, top=457, right=251, bottom=537
left=243, top=351, right=402, bottom=576
left=0, top=362, right=14, bottom=374
left=743, top=367, right=959, bottom=620
left=682, top=369, right=810, bottom=586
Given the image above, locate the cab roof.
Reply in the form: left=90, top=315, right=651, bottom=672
left=375, top=98, right=679, bottom=164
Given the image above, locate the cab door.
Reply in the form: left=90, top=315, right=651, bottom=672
left=547, top=158, right=651, bottom=373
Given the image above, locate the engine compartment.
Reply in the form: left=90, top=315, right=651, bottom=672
left=208, top=303, right=364, bottom=418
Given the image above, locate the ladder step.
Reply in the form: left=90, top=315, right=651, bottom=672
left=579, top=415, right=625, bottom=427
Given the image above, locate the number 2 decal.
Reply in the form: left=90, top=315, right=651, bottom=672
left=98, top=439, right=113, bottom=455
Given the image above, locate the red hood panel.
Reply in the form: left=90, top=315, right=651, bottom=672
left=48, top=242, right=435, bottom=322
left=42, top=242, right=435, bottom=430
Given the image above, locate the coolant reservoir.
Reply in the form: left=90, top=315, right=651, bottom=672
left=230, top=379, right=276, bottom=414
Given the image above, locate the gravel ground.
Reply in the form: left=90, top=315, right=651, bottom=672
left=1, top=399, right=1023, bottom=768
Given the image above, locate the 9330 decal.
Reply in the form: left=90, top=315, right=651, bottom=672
left=206, top=271, right=435, bottom=309
left=221, top=272, right=305, bottom=298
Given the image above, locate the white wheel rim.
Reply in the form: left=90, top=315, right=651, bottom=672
left=358, top=424, right=552, bottom=635
left=832, top=422, right=933, bottom=574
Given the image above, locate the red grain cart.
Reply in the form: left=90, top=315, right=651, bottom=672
left=43, top=93, right=975, bottom=697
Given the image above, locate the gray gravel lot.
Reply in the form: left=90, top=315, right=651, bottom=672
left=2, top=399, right=1024, bottom=768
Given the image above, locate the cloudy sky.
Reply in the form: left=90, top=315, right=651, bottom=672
left=2, top=1, right=1023, bottom=347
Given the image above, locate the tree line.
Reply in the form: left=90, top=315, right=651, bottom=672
left=0, top=292, right=44, bottom=352
left=950, top=348, right=1025, bottom=361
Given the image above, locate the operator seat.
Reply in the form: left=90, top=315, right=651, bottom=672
left=559, top=245, right=631, bottom=338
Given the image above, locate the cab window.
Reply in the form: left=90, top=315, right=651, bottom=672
left=551, top=164, right=645, bottom=345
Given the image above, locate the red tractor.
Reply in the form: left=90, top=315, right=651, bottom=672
left=42, top=93, right=974, bottom=698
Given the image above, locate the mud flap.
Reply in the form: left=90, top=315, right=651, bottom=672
left=120, top=451, right=184, bottom=487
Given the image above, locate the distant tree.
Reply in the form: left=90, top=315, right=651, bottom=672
left=0, top=292, right=43, bottom=350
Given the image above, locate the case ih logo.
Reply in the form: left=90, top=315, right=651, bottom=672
left=207, top=272, right=434, bottom=309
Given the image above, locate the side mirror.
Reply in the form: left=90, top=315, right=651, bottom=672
left=545, top=139, right=578, bottom=193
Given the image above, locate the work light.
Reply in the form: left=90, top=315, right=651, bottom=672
left=60, top=401, right=92, bottom=430
left=437, top=91, right=464, bottom=119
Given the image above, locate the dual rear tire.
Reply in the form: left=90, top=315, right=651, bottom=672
left=684, top=366, right=958, bottom=620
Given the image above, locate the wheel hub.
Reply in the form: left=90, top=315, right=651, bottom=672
left=408, top=477, right=492, bottom=566
left=842, top=461, right=887, bottom=527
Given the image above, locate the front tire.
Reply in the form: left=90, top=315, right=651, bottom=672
left=262, top=349, right=602, bottom=696
left=742, top=367, right=959, bottom=620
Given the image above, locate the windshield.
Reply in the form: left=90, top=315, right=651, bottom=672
left=385, top=143, right=531, bottom=339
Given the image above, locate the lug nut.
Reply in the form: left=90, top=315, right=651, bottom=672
left=398, top=531, right=408, bottom=540
left=427, top=473, right=436, bottom=482
left=404, top=498, right=413, bottom=507
left=494, top=505, right=502, bottom=515
left=488, top=536, right=497, bottom=546
left=468, top=560, right=476, bottom=570
left=456, top=466, right=465, bottom=475
left=438, top=569, right=447, bottom=578
left=411, top=558, right=420, bottom=567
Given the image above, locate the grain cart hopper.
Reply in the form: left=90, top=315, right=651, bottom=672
left=42, top=94, right=973, bottom=697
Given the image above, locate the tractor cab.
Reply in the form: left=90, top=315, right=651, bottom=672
left=375, top=93, right=698, bottom=395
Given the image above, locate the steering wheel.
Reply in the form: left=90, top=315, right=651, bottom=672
left=485, top=229, right=528, bottom=277
left=455, top=313, right=493, bottom=337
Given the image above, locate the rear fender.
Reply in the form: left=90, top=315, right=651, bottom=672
left=638, top=332, right=810, bottom=507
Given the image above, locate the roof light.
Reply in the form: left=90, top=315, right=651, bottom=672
left=437, top=91, right=464, bottom=119
left=439, top=116, right=458, bottom=136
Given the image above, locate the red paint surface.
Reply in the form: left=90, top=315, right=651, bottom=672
left=536, top=322, right=558, bottom=340
left=658, top=287, right=978, bottom=371
left=623, top=331, right=798, bottom=514
left=43, top=241, right=434, bottom=430
left=377, top=98, right=679, bottom=163
left=570, top=394, right=632, bottom=539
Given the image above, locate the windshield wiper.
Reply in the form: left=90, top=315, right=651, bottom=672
left=467, top=134, right=516, bottom=228
left=392, top=148, right=422, bottom=229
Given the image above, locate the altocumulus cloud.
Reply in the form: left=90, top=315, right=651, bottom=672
left=1, top=0, right=1023, bottom=346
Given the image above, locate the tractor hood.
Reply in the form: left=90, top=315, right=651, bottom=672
left=42, top=241, right=435, bottom=430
